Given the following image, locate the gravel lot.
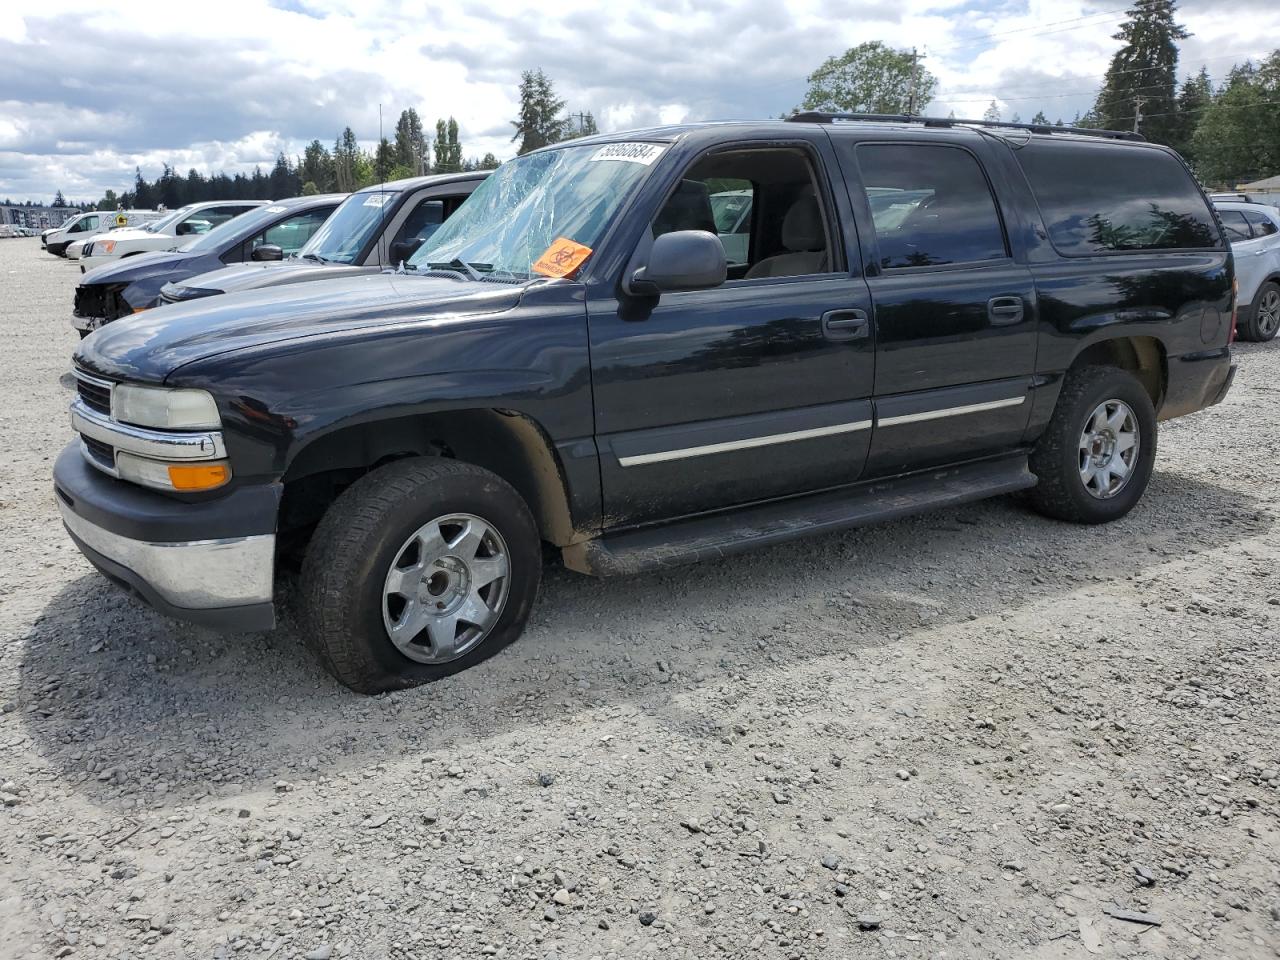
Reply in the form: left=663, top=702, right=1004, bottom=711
left=1, top=236, right=1278, bottom=960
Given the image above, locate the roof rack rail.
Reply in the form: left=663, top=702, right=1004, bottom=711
left=786, top=111, right=1146, bottom=142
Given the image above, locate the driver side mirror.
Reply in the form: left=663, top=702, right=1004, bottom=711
left=251, top=243, right=284, bottom=262
left=630, top=230, right=727, bottom=295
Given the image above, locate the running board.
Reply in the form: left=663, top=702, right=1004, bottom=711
left=563, top=455, right=1037, bottom=577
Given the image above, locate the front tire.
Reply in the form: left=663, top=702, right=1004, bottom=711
left=299, top=457, right=541, bottom=693
left=1026, top=365, right=1157, bottom=524
left=1241, top=281, right=1280, bottom=343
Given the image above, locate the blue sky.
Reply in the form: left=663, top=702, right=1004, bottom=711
left=0, top=0, right=1276, bottom=203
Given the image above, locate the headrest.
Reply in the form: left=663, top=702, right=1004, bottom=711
left=782, top=191, right=824, bottom=251
left=654, top=179, right=716, bottom=236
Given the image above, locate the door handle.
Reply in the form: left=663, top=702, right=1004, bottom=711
left=988, top=296, right=1025, bottom=326
left=822, top=309, right=870, bottom=341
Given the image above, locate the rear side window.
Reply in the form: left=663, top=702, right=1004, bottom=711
left=853, top=143, right=1008, bottom=269
left=1017, top=142, right=1219, bottom=255
left=1218, top=210, right=1251, bottom=242
left=1243, top=209, right=1279, bottom=237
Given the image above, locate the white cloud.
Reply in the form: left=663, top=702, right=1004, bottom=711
left=1, top=0, right=1278, bottom=203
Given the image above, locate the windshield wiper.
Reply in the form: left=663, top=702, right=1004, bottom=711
left=425, top=258, right=491, bottom=281
left=300, top=252, right=328, bottom=264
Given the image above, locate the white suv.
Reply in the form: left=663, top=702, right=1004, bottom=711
left=78, top=201, right=267, bottom=271
left=1216, top=200, right=1280, bottom=342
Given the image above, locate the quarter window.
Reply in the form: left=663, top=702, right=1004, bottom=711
left=853, top=143, right=1008, bottom=269
left=1243, top=209, right=1279, bottom=237
left=1016, top=141, right=1218, bottom=255
left=1218, top=210, right=1251, bottom=243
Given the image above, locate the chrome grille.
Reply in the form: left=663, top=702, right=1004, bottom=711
left=75, top=370, right=112, bottom=416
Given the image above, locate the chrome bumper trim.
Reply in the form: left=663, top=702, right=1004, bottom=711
left=71, top=396, right=227, bottom=463
left=70, top=314, right=103, bottom=332
left=58, top=498, right=275, bottom=609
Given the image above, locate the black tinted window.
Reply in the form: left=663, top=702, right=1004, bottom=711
left=854, top=144, right=1007, bottom=269
left=1243, top=209, right=1279, bottom=237
left=1218, top=210, right=1251, bottom=242
left=1017, top=142, right=1218, bottom=255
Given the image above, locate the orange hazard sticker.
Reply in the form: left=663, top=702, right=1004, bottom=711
left=532, top=237, right=593, bottom=278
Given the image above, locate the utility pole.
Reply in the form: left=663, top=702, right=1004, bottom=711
left=907, top=47, right=920, bottom=116
left=1132, top=96, right=1146, bottom=134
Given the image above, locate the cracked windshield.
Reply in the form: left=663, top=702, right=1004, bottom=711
left=408, top=141, right=665, bottom=280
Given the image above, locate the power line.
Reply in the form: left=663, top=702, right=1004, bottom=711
left=1111, top=97, right=1280, bottom=123
left=926, top=0, right=1164, bottom=54
left=934, top=50, right=1255, bottom=99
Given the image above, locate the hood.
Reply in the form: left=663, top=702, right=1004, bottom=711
left=177, top=258, right=348, bottom=295
left=75, top=272, right=531, bottom=383
left=80, top=249, right=196, bottom=286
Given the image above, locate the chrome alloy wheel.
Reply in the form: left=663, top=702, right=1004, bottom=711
left=381, top=514, right=510, bottom=663
left=1079, top=399, right=1140, bottom=500
left=1258, top=287, right=1280, bottom=339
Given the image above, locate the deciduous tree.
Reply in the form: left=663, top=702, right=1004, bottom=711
left=801, top=42, right=937, bottom=115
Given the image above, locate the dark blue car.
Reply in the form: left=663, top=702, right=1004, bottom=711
left=71, top=194, right=345, bottom=336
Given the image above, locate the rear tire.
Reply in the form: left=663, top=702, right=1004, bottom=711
left=299, top=457, right=541, bottom=693
left=1241, top=281, right=1280, bottom=342
left=1026, top=365, right=1157, bottom=524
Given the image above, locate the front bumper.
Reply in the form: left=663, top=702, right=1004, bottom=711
left=53, top=443, right=280, bottom=632
left=47, top=240, right=70, bottom=257
left=79, top=254, right=117, bottom=271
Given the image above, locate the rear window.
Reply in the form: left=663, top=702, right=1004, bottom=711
left=1016, top=141, right=1220, bottom=256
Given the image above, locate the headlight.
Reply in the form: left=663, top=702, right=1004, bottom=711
left=97, top=239, right=116, bottom=255
left=163, top=284, right=221, bottom=302
left=116, top=452, right=231, bottom=492
left=112, top=385, right=222, bottom=430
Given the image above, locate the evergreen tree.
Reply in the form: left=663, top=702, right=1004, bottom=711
left=1091, top=0, right=1188, bottom=140
left=511, top=68, right=567, bottom=155
left=53, top=189, right=67, bottom=207
left=982, top=101, right=1002, bottom=122
left=1030, top=110, right=1050, bottom=125
left=158, top=164, right=184, bottom=208
left=334, top=127, right=360, bottom=192
left=478, top=152, right=499, bottom=170
left=300, top=140, right=334, bottom=193
left=374, top=137, right=396, bottom=181
left=394, top=109, right=427, bottom=173
left=433, top=117, right=463, bottom=172
left=268, top=152, right=299, bottom=198
left=1169, top=67, right=1212, bottom=163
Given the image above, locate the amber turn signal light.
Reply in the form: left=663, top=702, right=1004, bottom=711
left=167, top=463, right=231, bottom=491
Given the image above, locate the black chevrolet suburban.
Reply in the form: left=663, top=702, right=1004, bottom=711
left=56, top=115, right=1236, bottom=693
